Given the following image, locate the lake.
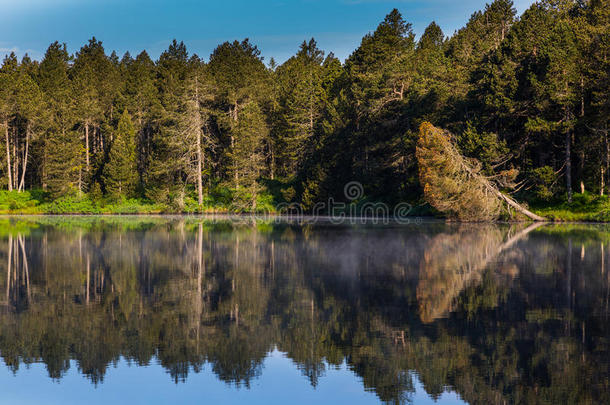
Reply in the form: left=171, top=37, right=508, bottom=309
left=0, top=216, right=608, bottom=404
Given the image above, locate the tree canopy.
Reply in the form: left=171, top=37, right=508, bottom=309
left=0, top=1, right=607, bottom=213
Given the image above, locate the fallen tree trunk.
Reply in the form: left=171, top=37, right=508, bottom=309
left=416, top=122, right=546, bottom=222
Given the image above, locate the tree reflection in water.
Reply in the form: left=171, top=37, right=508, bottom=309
left=0, top=217, right=608, bottom=404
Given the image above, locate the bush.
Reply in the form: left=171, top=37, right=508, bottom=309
left=0, top=190, right=42, bottom=213
left=41, top=193, right=100, bottom=214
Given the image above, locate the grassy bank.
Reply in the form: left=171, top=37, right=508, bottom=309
left=0, top=189, right=272, bottom=215
left=531, top=193, right=610, bottom=222
left=1, top=189, right=608, bottom=221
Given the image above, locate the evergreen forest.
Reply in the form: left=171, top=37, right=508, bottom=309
left=0, top=0, right=608, bottom=217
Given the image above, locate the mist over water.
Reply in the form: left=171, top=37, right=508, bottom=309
left=0, top=217, right=608, bottom=404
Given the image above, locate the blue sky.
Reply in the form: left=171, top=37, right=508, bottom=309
left=0, top=0, right=536, bottom=64
left=0, top=353, right=467, bottom=404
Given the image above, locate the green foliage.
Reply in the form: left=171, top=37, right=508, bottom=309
left=0, top=190, right=41, bottom=213
left=41, top=193, right=100, bottom=214
left=534, top=193, right=610, bottom=221
left=457, top=122, right=508, bottom=172
left=104, top=110, right=138, bottom=197
left=529, top=166, right=560, bottom=202
left=0, top=2, right=608, bottom=218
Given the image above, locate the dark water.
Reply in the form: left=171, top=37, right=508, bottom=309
left=0, top=216, right=608, bottom=405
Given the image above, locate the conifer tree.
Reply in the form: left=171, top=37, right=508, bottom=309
left=15, top=60, right=45, bottom=191
left=148, top=40, right=189, bottom=203
left=276, top=39, right=325, bottom=176
left=71, top=37, right=120, bottom=189
left=120, top=50, right=160, bottom=184
left=104, top=110, right=137, bottom=197
left=208, top=39, right=269, bottom=187
left=229, top=102, right=267, bottom=210
left=0, top=54, right=18, bottom=191
left=38, top=42, right=81, bottom=197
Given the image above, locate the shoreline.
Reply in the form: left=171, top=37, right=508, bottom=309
left=2, top=213, right=610, bottom=225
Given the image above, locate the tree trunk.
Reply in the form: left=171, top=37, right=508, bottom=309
left=496, top=191, right=546, bottom=222
left=197, top=136, right=203, bottom=206
left=604, top=124, right=610, bottom=193
left=195, top=78, right=204, bottom=207
left=12, top=126, right=17, bottom=191
left=270, top=143, right=275, bottom=180
left=42, top=135, right=47, bottom=191
left=85, top=122, right=90, bottom=174
left=231, top=101, right=239, bottom=187
left=18, top=123, right=30, bottom=192
left=5, top=120, right=12, bottom=192
left=566, top=128, right=572, bottom=202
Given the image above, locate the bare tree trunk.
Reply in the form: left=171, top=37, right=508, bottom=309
left=78, top=166, right=82, bottom=194
left=604, top=124, right=610, bottom=196
left=197, top=142, right=203, bottom=206
left=270, top=143, right=275, bottom=180
left=18, top=123, right=30, bottom=192
left=42, top=135, right=47, bottom=191
left=5, top=120, right=12, bottom=191
left=195, top=79, right=204, bottom=207
left=85, top=122, right=90, bottom=174
left=12, top=126, right=17, bottom=191
left=231, top=102, right=239, bottom=187
left=566, top=128, right=572, bottom=202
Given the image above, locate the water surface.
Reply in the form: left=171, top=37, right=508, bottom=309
left=0, top=216, right=608, bottom=404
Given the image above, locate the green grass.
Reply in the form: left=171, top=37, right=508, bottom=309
left=0, top=188, right=277, bottom=215
left=532, top=193, right=610, bottom=222
left=3, top=188, right=608, bottom=221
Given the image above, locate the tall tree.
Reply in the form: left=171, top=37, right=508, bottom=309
left=38, top=42, right=81, bottom=197
left=182, top=58, right=215, bottom=206
left=148, top=40, right=189, bottom=203
left=119, top=50, right=160, bottom=186
left=276, top=39, right=326, bottom=176
left=208, top=39, right=269, bottom=188
left=0, top=54, right=18, bottom=191
left=104, top=110, right=138, bottom=197
left=229, top=102, right=267, bottom=210
left=15, top=59, right=45, bottom=191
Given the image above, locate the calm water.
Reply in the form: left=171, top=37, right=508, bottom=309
left=0, top=216, right=608, bottom=405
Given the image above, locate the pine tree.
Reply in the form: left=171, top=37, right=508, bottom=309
left=14, top=59, right=45, bottom=191
left=72, top=37, right=111, bottom=186
left=276, top=39, right=325, bottom=176
left=208, top=39, right=269, bottom=188
left=147, top=40, right=189, bottom=203
left=229, top=102, right=267, bottom=210
left=38, top=42, right=81, bottom=197
left=445, top=0, right=517, bottom=102
left=0, top=54, right=18, bottom=191
left=585, top=0, right=610, bottom=193
left=104, top=110, right=137, bottom=197
left=181, top=57, right=215, bottom=206
left=120, top=50, right=160, bottom=185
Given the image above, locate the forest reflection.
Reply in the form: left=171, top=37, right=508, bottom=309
left=0, top=217, right=608, bottom=404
